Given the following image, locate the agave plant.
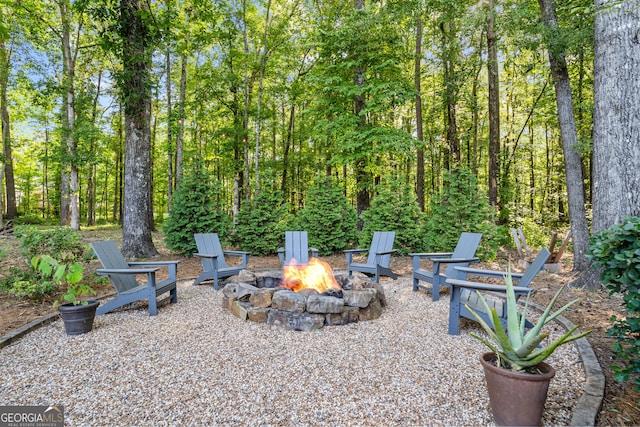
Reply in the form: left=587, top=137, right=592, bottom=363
left=466, top=271, right=590, bottom=372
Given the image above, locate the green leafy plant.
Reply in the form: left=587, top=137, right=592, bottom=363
left=360, top=179, right=424, bottom=254
left=587, top=216, right=640, bottom=390
left=27, top=255, right=96, bottom=307
left=295, top=177, right=358, bottom=255
left=163, top=167, right=229, bottom=255
left=233, top=189, right=291, bottom=255
left=422, top=168, right=505, bottom=260
left=466, top=271, right=590, bottom=373
left=14, top=226, right=86, bottom=262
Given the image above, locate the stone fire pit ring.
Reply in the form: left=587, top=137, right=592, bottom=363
left=221, top=271, right=386, bottom=331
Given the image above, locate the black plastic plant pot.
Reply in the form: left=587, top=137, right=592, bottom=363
left=58, top=300, right=100, bottom=336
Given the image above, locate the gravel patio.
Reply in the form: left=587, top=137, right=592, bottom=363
left=0, top=275, right=585, bottom=426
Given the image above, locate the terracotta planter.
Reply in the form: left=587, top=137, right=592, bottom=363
left=58, top=300, right=99, bottom=336
left=480, top=352, right=555, bottom=427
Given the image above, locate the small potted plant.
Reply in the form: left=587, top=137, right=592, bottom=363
left=466, top=271, right=590, bottom=426
left=33, top=255, right=99, bottom=335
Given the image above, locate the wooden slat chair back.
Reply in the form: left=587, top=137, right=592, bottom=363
left=344, top=231, right=397, bottom=283
left=91, top=240, right=138, bottom=293
left=193, top=233, right=250, bottom=289
left=410, top=232, right=482, bottom=301
left=278, top=231, right=319, bottom=266
left=91, top=240, right=179, bottom=316
left=446, top=248, right=551, bottom=335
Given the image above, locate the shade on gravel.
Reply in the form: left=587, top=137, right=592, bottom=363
left=0, top=275, right=584, bottom=426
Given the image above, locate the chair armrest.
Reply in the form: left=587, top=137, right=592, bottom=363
left=128, top=260, right=181, bottom=266
left=97, top=267, right=159, bottom=275
left=454, top=266, right=524, bottom=280
left=193, top=253, right=220, bottom=259
left=375, top=250, right=397, bottom=256
left=223, top=250, right=251, bottom=256
left=431, top=257, right=479, bottom=264
left=344, top=249, right=368, bottom=254
left=446, top=278, right=533, bottom=295
left=409, top=252, right=454, bottom=259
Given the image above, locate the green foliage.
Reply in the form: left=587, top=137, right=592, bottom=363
left=233, top=190, right=290, bottom=255
left=163, top=168, right=230, bottom=256
left=2, top=255, right=93, bottom=304
left=295, top=177, right=358, bottom=255
left=587, top=217, right=640, bottom=390
left=360, top=180, right=424, bottom=254
left=14, top=226, right=86, bottom=262
left=27, top=255, right=95, bottom=307
left=422, top=168, right=503, bottom=260
left=467, top=272, right=590, bottom=373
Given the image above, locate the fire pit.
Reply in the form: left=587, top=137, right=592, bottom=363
left=221, top=259, right=386, bottom=331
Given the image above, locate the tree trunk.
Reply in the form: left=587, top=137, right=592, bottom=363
left=120, top=0, right=157, bottom=258
left=487, top=0, right=499, bottom=208
left=579, top=0, right=640, bottom=289
left=166, top=49, right=173, bottom=209
left=354, top=0, right=369, bottom=227
left=414, top=12, right=425, bottom=212
left=242, top=0, right=251, bottom=202
left=440, top=20, right=460, bottom=167
left=0, top=35, right=17, bottom=220
left=538, top=0, right=591, bottom=272
left=175, top=53, right=187, bottom=185
left=87, top=71, right=102, bottom=226
left=59, top=0, right=80, bottom=230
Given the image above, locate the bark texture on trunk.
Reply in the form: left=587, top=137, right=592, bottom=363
left=592, top=0, right=640, bottom=233
left=0, top=36, right=17, bottom=219
left=415, top=13, right=425, bottom=211
left=120, top=0, right=158, bottom=258
left=487, top=0, right=499, bottom=208
left=538, top=0, right=591, bottom=271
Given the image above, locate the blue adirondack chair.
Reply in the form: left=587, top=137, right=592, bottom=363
left=278, top=231, right=319, bottom=266
left=193, top=233, right=251, bottom=290
left=91, top=240, right=179, bottom=316
left=445, top=248, right=551, bottom=335
left=344, top=231, right=397, bottom=283
left=410, top=232, right=482, bottom=301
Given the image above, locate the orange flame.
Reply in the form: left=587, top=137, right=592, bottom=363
left=280, top=258, right=342, bottom=293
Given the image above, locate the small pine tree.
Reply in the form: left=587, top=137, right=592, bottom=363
left=233, top=190, right=290, bottom=255
left=423, top=168, right=503, bottom=260
left=163, top=168, right=229, bottom=255
left=360, top=180, right=424, bottom=254
left=296, top=177, right=358, bottom=255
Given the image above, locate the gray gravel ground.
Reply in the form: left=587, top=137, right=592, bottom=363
left=0, top=275, right=585, bottom=426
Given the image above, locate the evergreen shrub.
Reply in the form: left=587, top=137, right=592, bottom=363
left=233, top=190, right=290, bottom=255
left=295, top=177, right=358, bottom=255
left=360, top=180, right=424, bottom=254
left=587, top=217, right=640, bottom=391
left=422, top=168, right=503, bottom=260
left=163, top=168, right=229, bottom=256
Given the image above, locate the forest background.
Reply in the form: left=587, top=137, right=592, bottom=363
left=2, top=0, right=640, bottom=422
left=0, top=0, right=637, bottom=277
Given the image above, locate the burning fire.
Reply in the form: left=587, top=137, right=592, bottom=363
left=280, top=258, right=342, bottom=293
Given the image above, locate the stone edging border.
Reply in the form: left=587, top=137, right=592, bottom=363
left=530, top=301, right=605, bottom=426
left=1, top=279, right=605, bottom=426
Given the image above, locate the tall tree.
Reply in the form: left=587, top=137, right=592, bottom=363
left=414, top=8, right=425, bottom=211
left=0, top=11, right=17, bottom=219
left=486, top=0, right=499, bottom=210
left=59, top=0, right=81, bottom=230
left=538, top=0, right=590, bottom=271
left=120, top=0, right=157, bottom=257
left=576, top=0, right=640, bottom=289
left=354, top=0, right=369, bottom=225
